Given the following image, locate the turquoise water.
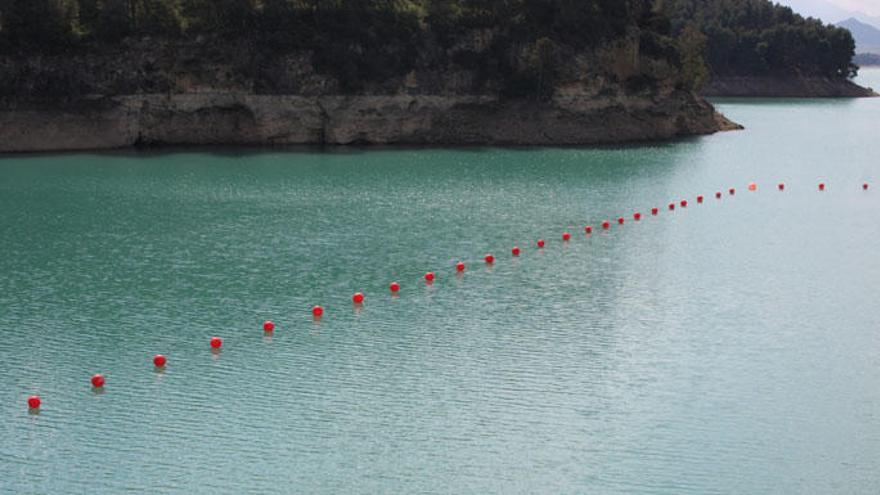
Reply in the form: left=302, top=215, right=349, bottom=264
left=1, top=69, right=879, bottom=494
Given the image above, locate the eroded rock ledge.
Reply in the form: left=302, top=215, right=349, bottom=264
left=0, top=92, right=740, bottom=153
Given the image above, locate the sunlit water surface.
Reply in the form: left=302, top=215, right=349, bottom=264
left=1, top=69, right=879, bottom=494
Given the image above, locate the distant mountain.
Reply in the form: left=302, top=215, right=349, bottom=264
left=853, top=53, right=880, bottom=65
left=777, top=0, right=852, bottom=22
left=838, top=18, right=880, bottom=54
left=776, top=0, right=880, bottom=29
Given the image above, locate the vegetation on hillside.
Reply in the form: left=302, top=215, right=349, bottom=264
left=659, top=0, right=857, bottom=79
left=0, top=1, right=683, bottom=96
left=0, top=0, right=859, bottom=96
left=0, top=1, right=643, bottom=48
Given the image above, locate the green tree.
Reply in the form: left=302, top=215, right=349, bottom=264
left=136, top=0, right=184, bottom=34
left=90, top=0, right=133, bottom=39
left=660, top=0, right=857, bottom=79
left=181, top=0, right=256, bottom=34
left=678, top=23, right=710, bottom=90
left=0, top=0, right=80, bottom=47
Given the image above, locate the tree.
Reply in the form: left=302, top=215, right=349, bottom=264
left=660, top=0, right=858, bottom=79
left=0, top=0, right=80, bottom=47
left=678, top=23, right=710, bottom=90
left=181, top=0, right=256, bottom=34
left=136, top=0, right=185, bottom=34
left=90, top=0, right=133, bottom=39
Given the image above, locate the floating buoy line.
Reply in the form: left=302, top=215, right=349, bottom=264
left=22, top=181, right=871, bottom=411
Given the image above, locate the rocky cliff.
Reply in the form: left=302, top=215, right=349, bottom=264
left=0, top=92, right=740, bottom=152
left=0, top=35, right=740, bottom=153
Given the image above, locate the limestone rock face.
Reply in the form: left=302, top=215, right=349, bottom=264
left=0, top=91, right=739, bottom=152
left=0, top=36, right=742, bottom=152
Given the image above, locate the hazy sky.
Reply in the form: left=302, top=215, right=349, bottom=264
left=777, top=0, right=880, bottom=19
left=829, top=1, right=880, bottom=16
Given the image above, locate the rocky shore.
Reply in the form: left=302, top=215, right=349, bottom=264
left=0, top=92, right=740, bottom=153
left=0, top=35, right=742, bottom=153
left=703, top=76, right=877, bottom=97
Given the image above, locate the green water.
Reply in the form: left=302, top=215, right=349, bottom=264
left=2, top=69, right=879, bottom=494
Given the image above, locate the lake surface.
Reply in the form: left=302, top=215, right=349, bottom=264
left=2, top=69, right=879, bottom=494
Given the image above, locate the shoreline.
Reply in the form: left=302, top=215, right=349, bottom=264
left=0, top=130, right=740, bottom=157
left=702, top=76, right=877, bottom=98
left=0, top=93, right=741, bottom=154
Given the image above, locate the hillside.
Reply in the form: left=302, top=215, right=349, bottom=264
left=0, top=1, right=739, bottom=152
left=659, top=0, right=874, bottom=96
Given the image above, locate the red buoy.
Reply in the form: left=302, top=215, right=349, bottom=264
left=716, top=192, right=722, bottom=199
left=425, top=272, right=436, bottom=282
left=680, top=200, right=688, bottom=207
left=512, top=246, right=521, bottom=256
left=27, top=396, right=41, bottom=410
left=485, top=254, right=495, bottom=264
left=819, top=183, right=826, bottom=191
left=778, top=183, right=785, bottom=191
left=537, top=239, right=545, bottom=248
left=210, top=337, right=223, bottom=349
left=456, top=261, right=466, bottom=272
left=729, top=188, right=736, bottom=195
left=312, top=305, right=324, bottom=317
left=617, top=217, right=625, bottom=225
left=697, top=195, right=704, bottom=204
left=864, top=183, right=870, bottom=190
left=263, top=320, right=275, bottom=332
left=651, top=207, right=659, bottom=215
left=602, top=221, right=610, bottom=230
left=634, top=212, right=641, bottom=221
left=352, top=292, right=365, bottom=304
left=390, top=282, right=400, bottom=293
left=153, top=354, right=167, bottom=367
left=748, top=182, right=757, bottom=191
left=562, top=232, right=571, bottom=241
left=584, top=226, right=593, bottom=234
left=91, top=374, right=105, bottom=388
left=668, top=203, right=675, bottom=211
